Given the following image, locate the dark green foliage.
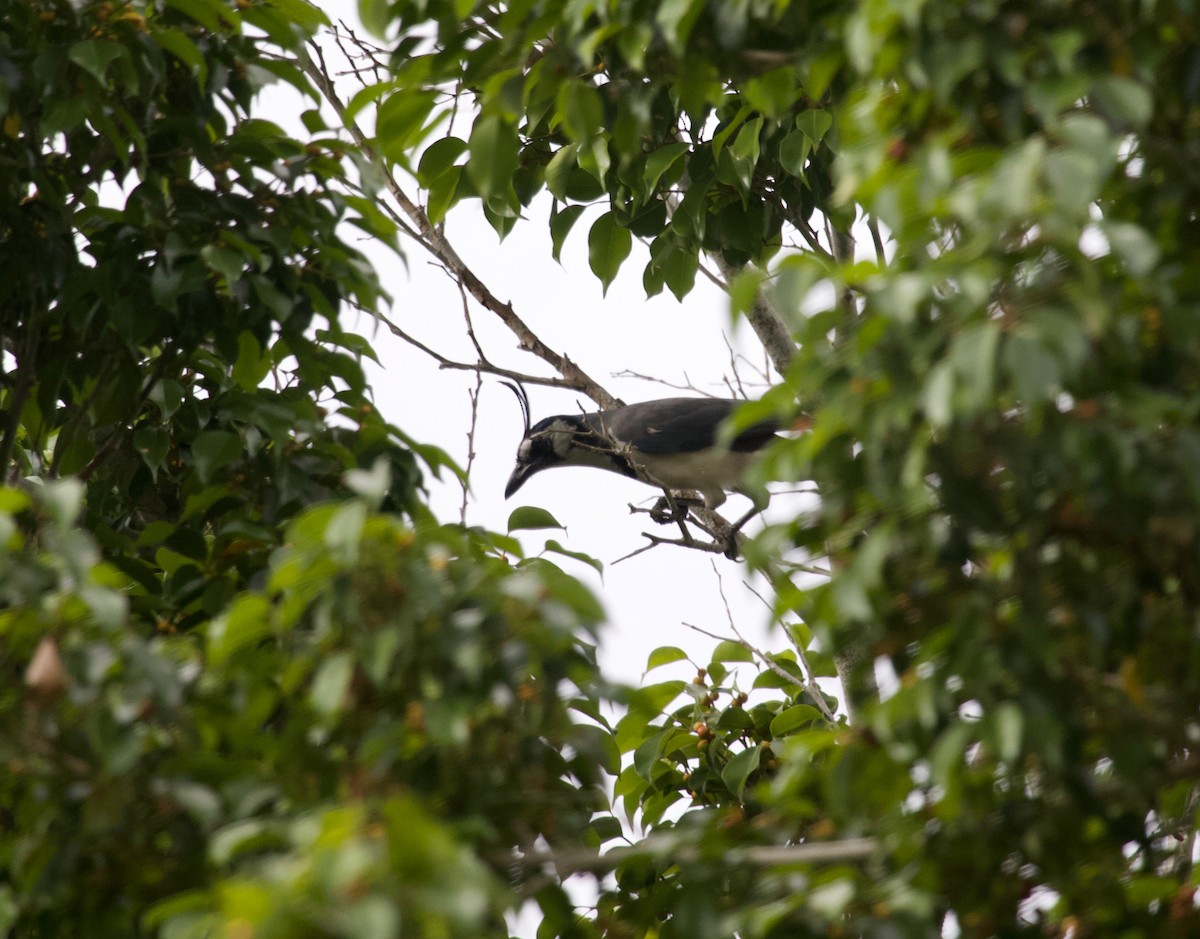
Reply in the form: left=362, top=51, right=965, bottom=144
left=360, top=0, right=1200, bottom=934
left=0, top=1, right=610, bottom=935
left=7, top=0, right=1200, bottom=936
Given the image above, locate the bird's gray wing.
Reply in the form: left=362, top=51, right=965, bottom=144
left=594, top=399, right=778, bottom=454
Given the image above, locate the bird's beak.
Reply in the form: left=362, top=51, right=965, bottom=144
left=505, top=463, right=532, bottom=499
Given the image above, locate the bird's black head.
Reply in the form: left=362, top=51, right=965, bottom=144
left=505, top=414, right=588, bottom=498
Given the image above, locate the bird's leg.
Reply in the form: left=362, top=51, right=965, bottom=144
left=649, top=489, right=697, bottom=545
left=715, top=499, right=772, bottom=559
left=649, top=491, right=702, bottom=525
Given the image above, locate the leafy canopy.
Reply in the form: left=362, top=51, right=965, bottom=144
left=4, top=0, right=1200, bottom=936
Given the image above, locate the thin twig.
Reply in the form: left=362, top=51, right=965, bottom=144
left=612, top=529, right=729, bottom=565
left=683, top=619, right=813, bottom=698
left=379, top=311, right=579, bottom=390
left=744, top=583, right=840, bottom=725
left=460, top=372, right=482, bottom=524
left=867, top=216, right=888, bottom=267
left=610, top=370, right=715, bottom=395
left=300, top=38, right=621, bottom=411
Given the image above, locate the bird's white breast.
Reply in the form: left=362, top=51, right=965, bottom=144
left=628, top=448, right=761, bottom=508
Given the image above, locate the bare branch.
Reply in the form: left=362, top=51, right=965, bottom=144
left=867, top=216, right=889, bottom=267
left=460, top=371, right=482, bottom=524
left=299, top=38, right=621, bottom=411
left=375, top=306, right=582, bottom=390
left=610, top=370, right=717, bottom=396
left=709, top=565, right=838, bottom=723
left=612, top=527, right=730, bottom=565
left=739, top=580, right=839, bottom=723
left=713, top=256, right=794, bottom=378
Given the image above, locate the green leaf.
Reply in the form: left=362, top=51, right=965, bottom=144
left=141, top=890, right=213, bottom=930
left=264, top=0, right=329, bottom=33
left=950, top=321, right=1001, bottom=410
left=990, top=701, right=1024, bottom=764
left=752, top=661, right=803, bottom=690
left=343, top=459, right=392, bottom=506
left=559, top=81, right=603, bottom=142
left=727, top=116, right=763, bottom=192
left=426, top=165, right=462, bottom=224
left=655, top=0, right=705, bottom=55
left=627, top=680, right=686, bottom=715
left=711, top=640, right=754, bottom=663
left=1093, top=75, right=1153, bottom=129
left=633, top=730, right=667, bottom=780
left=310, top=650, right=354, bottom=717
left=231, top=332, right=270, bottom=391
left=930, top=721, right=973, bottom=810
left=769, top=705, right=822, bottom=737
left=324, top=500, right=367, bottom=563
left=207, top=594, right=271, bottom=666
left=544, top=145, right=578, bottom=201
left=133, top=424, right=171, bottom=475
left=209, top=819, right=281, bottom=866
left=39, top=478, right=85, bottom=530
left=41, top=99, right=89, bottom=137
left=0, top=488, right=31, bottom=514
left=191, top=431, right=242, bottom=484
left=808, top=878, right=855, bottom=920
left=796, top=108, right=833, bottom=145
left=922, top=361, right=955, bottom=429
left=1003, top=332, right=1061, bottom=402
left=778, top=129, right=811, bottom=177
left=550, top=203, right=586, bottom=262
left=588, top=211, right=632, bottom=294
left=68, top=39, right=124, bottom=83
left=720, top=744, right=762, bottom=799
left=543, top=538, right=603, bottom=574
left=344, top=79, right=399, bottom=123
left=711, top=106, right=750, bottom=158
left=1044, top=148, right=1103, bottom=215
left=417, top=136, right=468, bottom=185
left=165, top=0, right=240, bottom=32
left=1103, top=220, right=1160, bottom=277
left=588, top=815, right=624, bottom=846
left=377, top=90, right=438, bottom=162
left=643, top=142, right=689, bottom=192
left=467, top=113, right=520, bottom=200
left=357, top=0, right=390, bottom=36
left=742, top=68, right=802, bottom=118
left=646, top=646, right=688, bottom=671
left=508, top=506, right=565, bottom=532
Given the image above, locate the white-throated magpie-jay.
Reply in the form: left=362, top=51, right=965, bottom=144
left=503, top=384, right=779, bottom=532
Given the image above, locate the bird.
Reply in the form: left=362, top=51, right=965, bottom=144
left=502, top=382, right=781, bottom=549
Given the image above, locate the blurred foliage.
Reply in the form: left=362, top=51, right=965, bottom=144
left=357, top=0, right=1200, bottom=935
left=1, top=0, right=610, bottom=936
left=6, top=0, right=1200, bottom=936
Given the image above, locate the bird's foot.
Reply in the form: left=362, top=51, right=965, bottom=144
left=649, top=494, right=702, bottom=524
left=720, top=506, right=763, bottom=560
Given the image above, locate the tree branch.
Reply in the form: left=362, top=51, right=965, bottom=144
left=713, top=256, right=795, bottom=378
left=300, top=39, right=621, bottom=411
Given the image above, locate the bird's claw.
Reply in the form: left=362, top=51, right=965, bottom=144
left=649, top=494, right=704, bottom=525
left=649, top=496, right=681, bottom=524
